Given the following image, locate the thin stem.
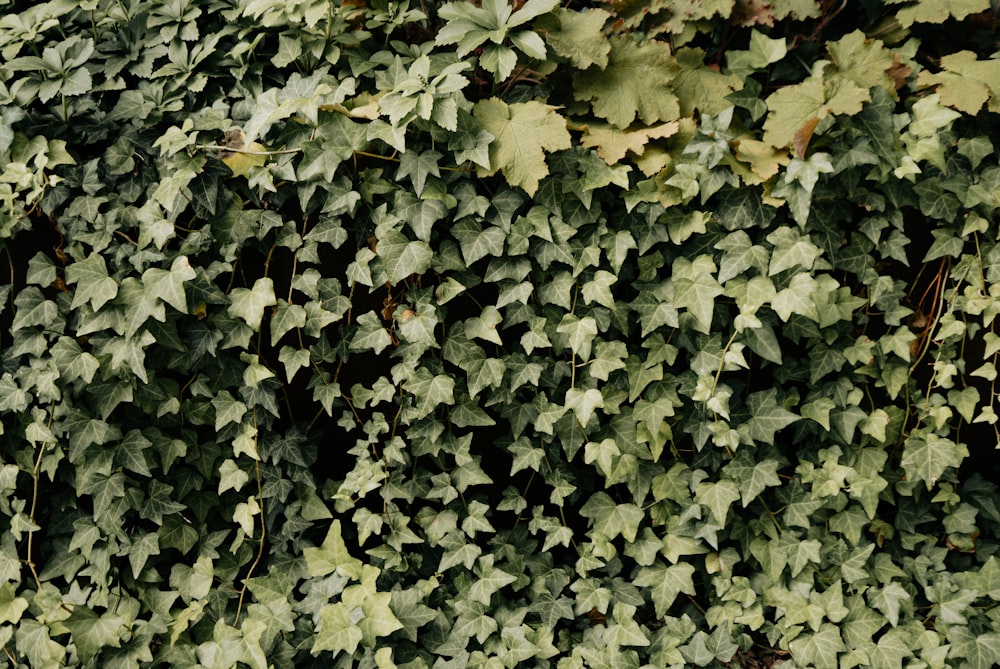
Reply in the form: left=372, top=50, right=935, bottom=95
left=25, top=423, right=50, bottom=588
left=234, top=412, right=266, bottom=626
left=196, top=144, right=302, bottom=156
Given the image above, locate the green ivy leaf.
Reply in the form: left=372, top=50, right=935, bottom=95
left=565, top=387, right=604, bottom=425
left=672, top=255, right=724, bottom=333
left=556, top=314, right=598, bottom=361
left=228, top=277, right=276, bottom=330
left=377, top=230, right=434, bottom=284
left=787, top=623, right=845, bottom=669
left=633, top=562, right=696, bottom=619
left=304, top=519, right=363, bottom=580
left=901, top=433, right=968, bottom=489
left=66, top=253, right=118, bottom=311
left=404, top=367, right=456, bottom=419
left=579, top=491, right=643, bottom=542
left=350, top=311, right=393, bottom=355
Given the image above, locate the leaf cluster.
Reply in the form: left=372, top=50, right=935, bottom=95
left=1, top=1, right=1000, bottom=668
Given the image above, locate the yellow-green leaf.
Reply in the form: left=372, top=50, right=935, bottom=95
left=473, top=98, right=571, bottom=195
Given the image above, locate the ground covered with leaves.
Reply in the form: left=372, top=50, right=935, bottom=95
left=1, top=0, right=1000, bottom=667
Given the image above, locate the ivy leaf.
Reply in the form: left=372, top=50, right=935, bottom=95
left=581, top=270, right=617, bottom=308
left=51, top=336, right=100, bottom=384
left=465, top=305, right=504, bottom=346
left=15, top=620, right=65, bottom=669
left=212, top=390, right=247, bottom=432
left=767, top=227, right=823, bottom=275
left=745, top=389, right=800, bottom=444
left=26, top=252, right=56, bottom=287
left=99, top=331, right=157, bottom=384
left=724, top=453, right=782, bottom=506
left=313, top=603, right=363, bottom=656
left=772, top=273, right=820, bottom=322
left=573, top=37, right=680, bottom=128
left=901, top=433, right=968, bottom=489
left=228, top=277, right=276, bottom=330
left=948, top=626, right=1000, bottom=669
left=127, top=531, right=160, bottom=580
left=716, top=230, right=770, bottom=283
left=556, top=314, right=598, bottom=361
left=404, top=367, right=456, bottom=419
left=397, top=150, right=442, bottom=196
left=579, top=491, right=643, bottom=542
left=787, top=623, right=845, bottom=669
left=470, top=556, right=518, bottom=605
left=671, top=255, right=724, bottom=333
left=142, top=255, right=195, bottom=314
left=694, top=478, right=741, bottom=526
left=726, top=30, right=788, bottom=75
left=341, top=566, right=404, bottom=645
left=565, top=387, right=604, bottom=425
left=351, top=311, right=393, bottom=355
left=633, top=562, right=696, bottom=618
left=218, top=458, right=250, bottom=495
left=270, top=299, right=306, bottom=343
left=64, top=606, right=124, bottom=663
left=473, top=98, right=571, bottom=195
left=0, top=583, right=27, bottom=625
left=66, top=253, right=118, bottom=311
left=377, top=230, right=433, bottom=284
left=304, top=519, right=363, bottom=580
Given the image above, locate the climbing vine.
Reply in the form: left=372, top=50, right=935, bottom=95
left=1, top=0, right=1000, bottom=667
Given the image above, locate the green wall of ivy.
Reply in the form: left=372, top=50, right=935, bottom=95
left=1, top=0, right=1000, bottom=667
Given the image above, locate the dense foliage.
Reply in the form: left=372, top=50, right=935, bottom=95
left=1, top=0, right=1000, bottom=666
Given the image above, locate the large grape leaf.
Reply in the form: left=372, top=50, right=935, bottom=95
left=762, top=65, right=868, bottom=150
left=826, top=30, right=896, bottom=95
left=538, top=7, right=611, bottom=69
left=893, top=0, right=989, bottom=27
left=918, top=51, right=1000, bottom=115
left=573, top=37, right=680, bottom=128
left=473, top=98, right=571, bottom=195
left=578, top=120, right=679, bottom=165
left=673, top=47, right=743, bottom=117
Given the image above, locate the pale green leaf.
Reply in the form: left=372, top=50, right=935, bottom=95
left=377, top=230, right=433, bottom=284
left=66, top=253, right=118, bottom=311
left=633, top=562, right=696, bottom=619
left=473, top=98, right=571, bottom=195
left=579, top=492, right=643, bottom=542
left=304, top=519, right=363, bottom=580
left=228, top=277, right=276, bottom=330
left=901, top=433, right=967, bottom=489
left=573, top=36, right=680, bottom=128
